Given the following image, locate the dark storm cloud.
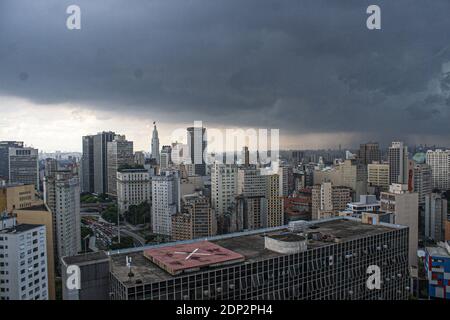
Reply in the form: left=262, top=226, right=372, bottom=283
left=1, top=0, right=450, bottom=143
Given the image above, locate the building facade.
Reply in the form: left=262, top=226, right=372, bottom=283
left=424, top=193, right=448, bottom=242
left=117, top=169, right=152, bottom=215
left=109, top=217, right=410, bottom=300
left=106, top=135, right=134, bottom=197
left=151, top=171, right=180, bottom=237
left=388, top=142, right=408, bottom=185
left=0, top=216, right=48, bottom=300
left=426, top=149, right=450, bottom=191
left=424, top=243, right=450, bottom=300
left=368, top=163, right=390, bottom=193
left=380, top=184, right=418, bottom=267
left=44, top=172, right=81, bottom=264
left=171, top=194, right=215, bottom=241
left=8, top=147, right=39, bottom=190
left=93, top=131, right=116, bottom=195
left=81, top=135, right=94, bottom=193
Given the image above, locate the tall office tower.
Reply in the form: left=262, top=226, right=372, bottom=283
left=106, top=135, right=134, bottom=196
left=242, top=146, right=250, bottom=166
left=388, top=141, right=409, bottom=185
left=134, top=151, right=145, bottom=166
left=380, top=184, right=419, bottom=267
left=171, top=193, right=215, bottom=241
left=0, top=141, right=24, bottom=180
left=278, top=164, right=294, bottom=197
left=413, top=163, right=432, bottom=205
left=44, top=158, right=58, bottom=178
left=424, top=193, right=448, bottom=242
left=265, top=174, right=283, bottom=227
left=117, top=168, right=152, bottom=215
left=367, top=162, right=390, bottom=192
left=160, top=145, right=172, bottom=169
left=92, top=131, right=116, bottom=195
left=44, top=171, right=81, bottom=264
left=109, top=217, right=410, bottom=300
left=81, top=135, right=94, bottom=193
left=236, top=168, right=267, bottom=230
left=14, top=205, right=56, bottom=300
left=211, top=163, right=238, bottom=218
left=151, top=170, right=180, bottom=237
left=358, top=142, right=381, bottom=165
left=8, top=146, right=39, bottom=190
left=151, top=122, right=160, bottom=164
left=426, top=149, right=450, bottom=191
left=187, top=125, right=207, bottom=176
left=0, top=216, right=49, bottom=300
left=311, top=182, right=352, bottom=220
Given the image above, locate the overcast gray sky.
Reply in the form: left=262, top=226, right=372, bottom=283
left=1, top=0, right=450, bottom=152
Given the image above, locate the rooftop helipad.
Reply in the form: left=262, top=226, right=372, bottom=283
left=143, top=241, right=245, bottom=275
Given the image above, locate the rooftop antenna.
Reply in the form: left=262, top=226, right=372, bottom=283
left=126, top=255, right=134, bottom=278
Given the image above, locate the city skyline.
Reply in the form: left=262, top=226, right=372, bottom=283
left=2, top=1, right=450, bottom=152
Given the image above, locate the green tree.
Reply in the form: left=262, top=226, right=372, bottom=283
left=124, top=201, right=151, bottom=225
left=101, top=204, right=122, bottom=225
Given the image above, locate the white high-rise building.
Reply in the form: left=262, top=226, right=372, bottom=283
left=44, top=172, right=81, bottom=263
left=211, top=163, right=238, bottom=217
left=388, top=142, right=409, bottom=185
left=151, top=122, right=160, bottom=164
left=151, top=170, right=180, bottom=237
left=0, top=216, right=49, bottom=300
left=426, top=149, right=450, bottom=191
left=117, top=168, right=152, bottom=215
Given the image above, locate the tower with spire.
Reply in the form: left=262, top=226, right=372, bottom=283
left=151, top=121, right=160, bottom=164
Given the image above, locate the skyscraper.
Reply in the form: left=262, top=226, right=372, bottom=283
left=413, top=162, right=432, bottom=205
left=92, top=132, right=116, bottom=195
left=211, top=163, right=238, bottom=219
left=106, top=135, right=134, bottom=196
left=151, top=170, right=180, bottom=237
left=388, top=141, right=409, bottom=185
left=0, top=141, right=24, bottom=181
left=187, top=125, right=207, bottom=176
left=426, top=149, right=450, bottom=191
left=81, top=135, right=94, bottom=193
left=424, top=193, right=448, bottom=242
left=151, top=122, right=160, bottom=164
left=358, top=142, right=381, bottom=165
left=44, top=171, right=81, bottom=265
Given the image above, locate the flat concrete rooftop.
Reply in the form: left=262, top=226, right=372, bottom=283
left=110, top=217, right=405, bottom=286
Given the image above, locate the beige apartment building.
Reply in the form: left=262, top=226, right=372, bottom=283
left=368, top=162, right=390, bottom=192
left=0, top=183, right=36, bottom=212
left=312, top=182, right=352, bottom=220
left=380, top=184, right=419, bottom=268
